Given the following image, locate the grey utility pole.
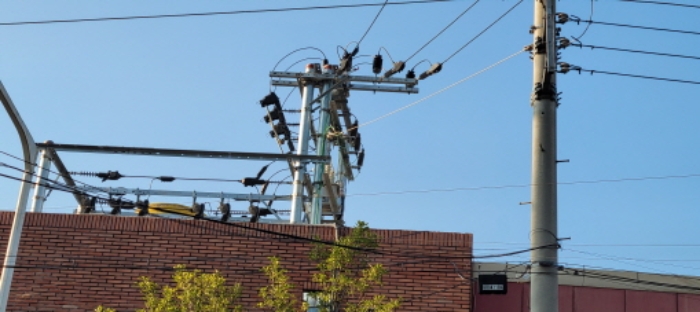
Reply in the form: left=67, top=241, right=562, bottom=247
left=530, top=0, right=559, bottom=311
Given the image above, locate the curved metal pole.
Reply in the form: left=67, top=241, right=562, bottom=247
left=0, top=81, right=37, bottom=311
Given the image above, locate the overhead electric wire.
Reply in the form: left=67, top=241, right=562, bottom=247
left=348, top=172, right=700, bottom=197
left=566, top=67, right=700, bottom=85
left=572, top=0, right=595, bottom=40
left=565, top=249, right=700, bottom=274
left=356, top=0, right=389, bottom=46
left=0, top=1, right=454, bottom=26
left=560, top=268, right=700, bottom=292
left=0, top=151, right=106, bottom=194
left=571, top=18, right=700, bottom=36
left=404, top=0, right=480, bottom=63
left=620, top=0, right=700, bottom=9
left=5, top=150, right=700, bottom=200
left=0, top=170, right=554, bottom=261
left=0, top=161, right=104, bottom=196
left=442, top=0, right=524, bottom=64
left=358, top=48, right=525, bottom=130
left=571, top=43, right=700, bottom=61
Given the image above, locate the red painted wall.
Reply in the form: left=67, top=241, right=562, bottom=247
left=0, top=212, right=473, bottom=312
left=474, top=282, right=700, bottom=312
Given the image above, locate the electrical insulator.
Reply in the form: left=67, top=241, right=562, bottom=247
left=350, top=46, right=359, bottom=57
left=264, top=107, right=282, bottom=123
left=81, top=196, right=96, bottom=214
left=419, top=63, right=443, bottom=80
left=338, top=52, right=353, bottom=74
left=372, top=55, right=383, bottom=74
left=158, top=176, right=175, bottom=182
left=249, top=205, right=273, bottom=223
left=354, top=132, right=362, bottom=151
left=348, top=120, right=359, bottom=138
left=556, top=12, right=569, bottom=24
left=269, top=124, right=289, bottom=138
left=219, top=202, right=231, bottom=222
left=241, top=177, right=266, bottom=187
left=358, top=148, right=365, bottom=169
left=96, top=171, right=123, bottom=182
left=406, top=69, right=416, bottom=79
left=558, top=38, right=571, bottom=49
left=192, top=203, right=205, bottom=219
left=383, top=61, right=406, bottom=78
left=137, top=200, right=149, bottom=216
left=260, top=92, right=281, bottom=108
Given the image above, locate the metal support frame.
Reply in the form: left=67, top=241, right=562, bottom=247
left=73, top=186, right=291, bottom=202
left=35, top=142, right=330, bottom=163
left=271, top=69, right=419, bottom=225
left=0, top=81, right=38, bottom=311
left=29, top=148, right=52, bottom=213
left=310, top=70, right=335, bottom=225
left=290, top=65, right=316, bottom=224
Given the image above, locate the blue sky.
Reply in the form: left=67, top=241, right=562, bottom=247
left=1, top=1, right=699, bottom=278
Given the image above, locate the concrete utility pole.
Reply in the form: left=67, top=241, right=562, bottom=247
left=530, top=0, right=559, bottom=311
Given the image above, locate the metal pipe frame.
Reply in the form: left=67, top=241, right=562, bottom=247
left=35, top=142, right=330, bottom=163
left=0, top=81, right=38, bottom=311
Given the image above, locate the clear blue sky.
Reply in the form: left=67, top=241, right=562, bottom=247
left=1, top=1, right=699, bottom=277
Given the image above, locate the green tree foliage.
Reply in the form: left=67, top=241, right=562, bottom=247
left=136, top=264, right=243, bottom=312
left=259, top=221, right=400, bottom=312
left=258, top=257, right=300, bottom=312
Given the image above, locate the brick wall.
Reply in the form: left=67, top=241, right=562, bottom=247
left=0, top=212, right=472, bottom=312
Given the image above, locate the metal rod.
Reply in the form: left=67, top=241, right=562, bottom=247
left=0, top=81, right=38, bottom=311
left=35, top=142, right=331, bottom=163
left=72, top=186, right=291, bottom=202
left=290, top=64, right=316, bottom=224
left=530, top=0, right=559, bottom=311
left=310, top=66, right=336, bottom=224
left=269, top=71, right=418, bottom=85
left=29, top=149, right=52, bottom=213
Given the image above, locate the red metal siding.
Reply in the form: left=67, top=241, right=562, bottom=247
left=575, top=287, right=625, bottom=312
left=626, top=289, right=676, bottom=312
left=474, top=282, right=524, bottom=312
left=679, top=294, right=700, bottom=312
left=474, top=282, right=700, bottom=312
left=559, top=285, right=574, bottom=312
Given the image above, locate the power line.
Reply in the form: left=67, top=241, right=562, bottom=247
left=565, top=249, right=700, bottom=275
left=0, top=1, right=454, bottom=26
left=570, top=17, right=700, bottom=36
left=569, top=43, right=700, bottom=60
left=620, top=0, right=700, bottom=9
left=4, top=151, right=700, bottom=200
left=0, top=151, right=106, bottom=194
left=442, top=0, right=524, bottom=64
left=562, top=66, right=700, bottom=85
left=357, top=0, right=389, bottom=46
left=359, top=48, right=525, bottom=129
left=572, top=0, right=595, bottom=40
left=347, top=172, right=700, bottom=197
left=404, top=0, right=480, bottom=62
left=560, top=268, right=700, bottom=292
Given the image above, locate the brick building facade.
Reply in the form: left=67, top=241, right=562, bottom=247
left=0, top=212, right=473, bottom=311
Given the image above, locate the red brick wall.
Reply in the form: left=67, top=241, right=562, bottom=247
left=0, top=212, right=472, bottom=312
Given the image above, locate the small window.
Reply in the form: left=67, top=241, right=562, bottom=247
left=303, top=291, right=320, bottom=312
